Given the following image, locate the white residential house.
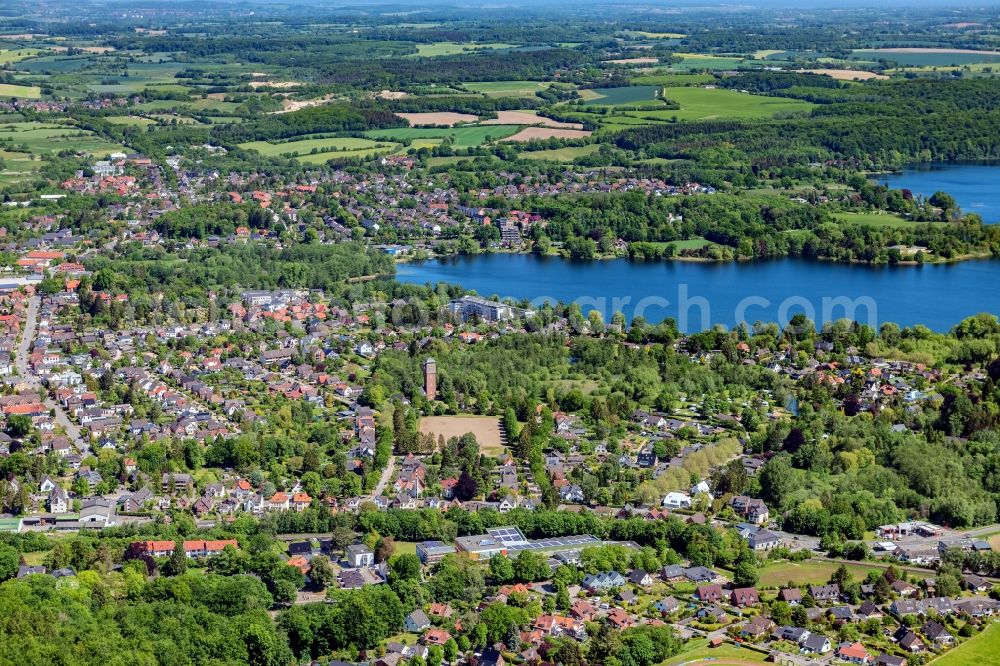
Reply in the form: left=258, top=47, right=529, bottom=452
left=662, top=492, right=692, bottom=509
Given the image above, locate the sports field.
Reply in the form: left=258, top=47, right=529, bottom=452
left=419, top=415, right=505, bottom=454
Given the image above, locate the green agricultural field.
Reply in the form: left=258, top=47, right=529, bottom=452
left=629, top=86, right=813, bottom=121
left=242, top=136, right=394, bottom=156
left=0, top=84, right=41, bottom=98
left=463, top=80, right=552, bottom=97
left=0, top=48, right=42, bottom=64
left=834, top=212, right=919, bottom=227
left=632, top=31, right=686, bottom=39
left=365, top=124, right=521, bottom=147
left=189, top=98, right=242, bottom=112
left=103, top=115, right=157, bottom=127
left=0, top=122, right=124, bottom=156
left=15, top=55, right=93, bottom=73
left=853, top=49, right=1000, bottom=67
left=672, top=53, right=748, bottom=70
left=149, top=114, right=201, bottom=125
left=581, top=85, right=661, bottom=106
left=410, top=42, right=516, bottom=57
left=133, top=100, right=192, bottom=112
left=520, top=144, right=601, bottom=162
left=932, top=622, right=1000, bottom=665
left=631, top=73, right=715, bottom=86
left=0, top=149, right=40, bottom=184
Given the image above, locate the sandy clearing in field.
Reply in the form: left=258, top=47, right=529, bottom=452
left=378, top=90, right=409, bottom=100
left=0, top=34, right=45, bottom=40
left=501, top=127, right=592, bottom=142
left=397, top=112, right=479, bottom=127
left=605, top=57, right=659, bottom=64
left=419, top=415, right=505, bottom=452
left=797, top=68, right=888, bottom=81
left=207, top=92, right=227, bottom=100
left=250, top=80, right=302, bottom=89
left=870, top=47, right=1000, bottom=55
left=275, top=94, right=338, bottom=113
left=481, top=111, right=583, bottom=129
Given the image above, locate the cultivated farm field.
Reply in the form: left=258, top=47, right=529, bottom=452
left=461, top=80, right=551, bottom=97
left=396, top=112, right=478, bottom=127
left=632, top=87, right=814, bottom=121
left=240, top=137, right=398, bottom=162
left=581, top=85, right=661, bottom=106
left=364, top=125, right=521, bottom=147
left=501, top=127, right=592, bottom=141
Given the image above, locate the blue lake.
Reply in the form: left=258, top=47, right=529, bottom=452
left=878, top=162, right=1000, bottom=223
left=397, top=254, right=1000, bottom=332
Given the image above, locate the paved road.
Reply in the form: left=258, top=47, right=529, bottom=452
left=14, top=295, right=39, bottom=382
left=15, top=295, right=88, bottom=453
left=374, top=454, right=396, bottom=497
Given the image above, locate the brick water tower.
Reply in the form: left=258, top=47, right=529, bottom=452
left=423, top=357, right=437, bottom=401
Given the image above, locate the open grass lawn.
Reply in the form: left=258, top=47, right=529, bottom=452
left=0, top=83, right=41, bottom=98
left=365, top=125, right=521, bottom=147
left=652, top=238, right=713, bottom=251
left=630, top=87, right=813, bottom=121
left=463, top=80, right=551, bottom=97
left=834, top=212, right=919, bottom=227
left=520, top=144, right=601, bottom=162
left=411, top=42, right=516, bottom=57
left=660, top=639, right=768, bottom=666
left=757, top=560, right=884, bottom=588
left=932, top=622, right=1000, bottom=665
left=582, top=85, right=661, bottom=106
left=425, top=155, right=476, bottom=167
left=393, top=541, right=419, bottom=557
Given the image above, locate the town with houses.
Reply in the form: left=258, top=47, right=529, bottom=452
left=0, top=142, right=996, bottom=666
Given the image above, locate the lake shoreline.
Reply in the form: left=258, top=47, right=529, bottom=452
left=396, top=253, right=1000, bottom=331
left=395, top=247, right=996, bottom=268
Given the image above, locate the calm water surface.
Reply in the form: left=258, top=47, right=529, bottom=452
left=878, top=162, right=1000, bottom=223
left=398, top=254, right=1000, bottom=332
